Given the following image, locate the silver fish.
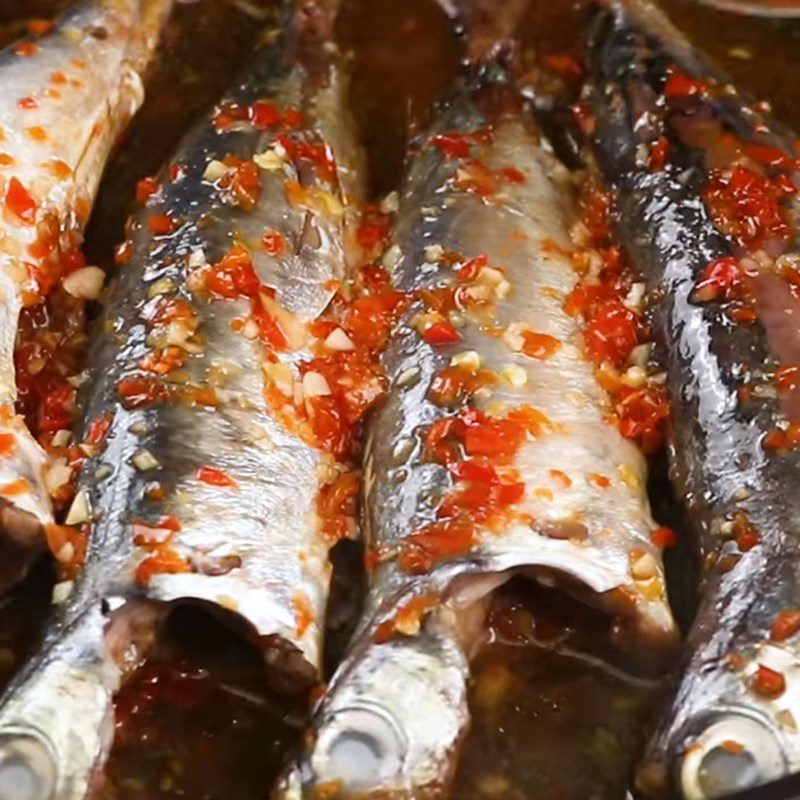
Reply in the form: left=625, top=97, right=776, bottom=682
left=277, top=40, right=678, bottom=800
left=0, top=0, right=171, bottom=593
left=586, top=0, right=800, bottom=797
left=0, top=2, right=363, bottom=798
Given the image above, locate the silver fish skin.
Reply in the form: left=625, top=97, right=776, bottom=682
left=0, top=0, right=171, bottom=587
left=0, top=3, right=362, bottom=798
left=277, top=61, right=677, bottom=800
left=586, top=1, right=800, bottom=797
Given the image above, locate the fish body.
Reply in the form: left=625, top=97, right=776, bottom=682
left=278, top=57, right=677, bottom=799
left=0, top=4, right=363, bottom=797
left=586, top=1, right=800, bottom=797
left=0, top=0, right=170, bottom=586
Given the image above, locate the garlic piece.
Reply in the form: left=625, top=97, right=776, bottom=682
left=65, top=490, right=90, bottom=525
left=203, top=159, right=230, bottom=182
left=501, top=364, right=528, bottom=387
left=132, top=449, right=161, bottom=471
left=450, top=350, right=481, bottom=370
left=63, top=266, right=105, bottom=300
left=302, top=371, right=331, bottom=397
left=324, top=328, right=355, bottom=351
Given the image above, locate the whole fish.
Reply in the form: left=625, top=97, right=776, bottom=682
left=277, top=22, right=678, bottom=800
left=586, top=1, right=800, bottom=797
left=0, top=0, right=171, bottom=593
left=0, top=1, right=366, bottom=797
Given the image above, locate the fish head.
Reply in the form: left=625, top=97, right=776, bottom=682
left=0, top=732, right=57, bottom=800
left=0, top=710, right=110, bottom=800
left=0, top=603, right=120, bottom=800
left=676, top=709, right=788, bottom=800
left=641, top=558, right=800, bottom=799
left=277, top=621, right=469, bottom=798
left=669, top=648, right=800, bottom=800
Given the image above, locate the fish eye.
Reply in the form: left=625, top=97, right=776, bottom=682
left=679, top=714, right=787, bottom=800
left=0, top=734, right=57, bottom=800
left=312, top=705, right=407, bottom=791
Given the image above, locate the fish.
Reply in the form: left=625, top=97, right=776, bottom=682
left=690, top=0, right=800, bottom=19
left=0, top=0, right=172, bottom=594
left=0, top=1, right=368, bottom=797
left=276, top=9, right=679, bottom=798
left=585, top=0, right=800, bottom=797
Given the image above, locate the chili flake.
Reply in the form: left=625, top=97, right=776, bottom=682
left=752, top=664, right=786, bottom=698
left=771, top=610, right=800, bottom=642
left=5, top=177, right=37, bottom=224
left=197, top=466, right=238, bottom=490
left=148, top=214, right=177, bottom=237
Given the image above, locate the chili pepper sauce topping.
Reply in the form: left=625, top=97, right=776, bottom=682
left=118, top=82, right=409, bottom=585
left=134, top=516, right=192, bottom=588
left=653, top=62, right=800, bottom=451
left=426, top=126, right=527, bottom=204
left=7, top=173, right=109, bottom=553
left=567, top=181, right=670, bottom=454
left=752, top=664, right=786, bottom=698
left=13, top=244, right=106, bottom=569
left=770, top=610, right=800, bottom=642
left=390, top=405, right=550, bottom=577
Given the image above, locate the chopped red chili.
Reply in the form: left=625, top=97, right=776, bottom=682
left=197, top=466, right=238, bottom=489
left=584, top=300, right=639, bottom=368
left=430, top=132, right=472, bottom=159
left=261, top=231, right=286, bottom=256
left=703, top=165, right=791, bottom=250
left=0, top=433, right=16, bottom=457
left=651, top=526, right=677, bottom=548
left=219, top=155, right=261, bottom=211
left=136, top=548, right=192, bottom=587
left=771, top=610, right=800, bottom=642
left=420, top=321, right=461, bottom=346
left=663, top=69, right=707, bottom=99
left=148, top=214, right=177, bottom=236
left=693, top=257, right=745, bottom=303
left=316, top=471, right=359, bottom=541
left=204, top=246, right=260, bottom=299
left=521, top=331, right=560, bottom=360
left=5, top=177, right=37, bottom=223
left=648, top=136, right=670, bottom=172
left=752, top=664, right=786, bottom=698
left=399, top=519, right=477, bottom=573
left=135, top=177, right=159, bottom=203
left=84, top=413, right=113, bottom=446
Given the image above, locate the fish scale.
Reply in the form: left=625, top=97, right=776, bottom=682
left=0, top=2, right=363, bottom=798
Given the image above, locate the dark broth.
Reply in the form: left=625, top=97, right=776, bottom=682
left=95, top=606, right=306, bottom=800
left=452, top=580, right=664, bottom=800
